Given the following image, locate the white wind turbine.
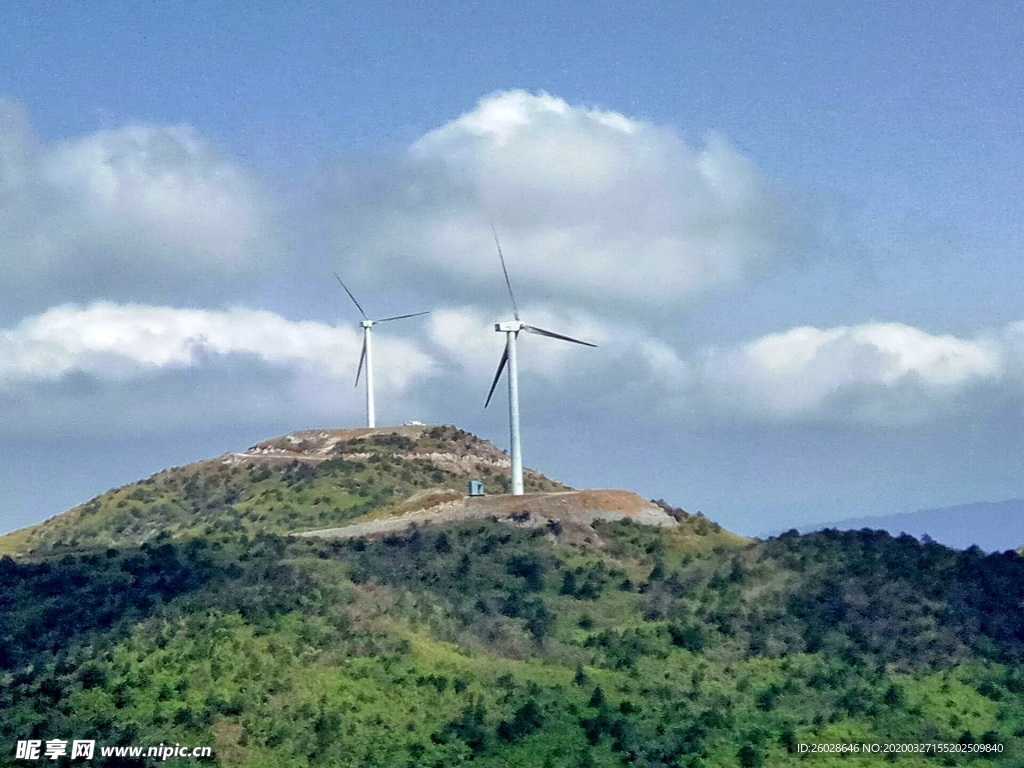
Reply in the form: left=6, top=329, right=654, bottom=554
left=334, top=273, right=429, bottom=428
left=484, top=228, right=596, bottom=495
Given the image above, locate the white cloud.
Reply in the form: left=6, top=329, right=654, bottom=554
left=427, top=307, right=500, bottom=378
left=43, top=125, right=269, bottom=267
left=426, top=304, right=1022, bottom=426
left=0, top=99, right=274, bottom=290
left=0, top=302, right=436, bottom=391
left=2, top=86, right=1015, bottom=434
left=3, top=302, right=1023, bottom=434
left=338, top=90, right=792, bottom=306
left=698, top=322, right=1006, bottom=424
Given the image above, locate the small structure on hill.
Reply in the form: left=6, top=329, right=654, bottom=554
left=467, top=480, right=485, bottom=497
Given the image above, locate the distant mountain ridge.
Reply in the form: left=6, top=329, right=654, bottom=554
left=802, top=499, right=1024, bottom=553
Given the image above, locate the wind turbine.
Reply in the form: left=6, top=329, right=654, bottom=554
left=333, top=273, right=429, bottom=428
left=484, top=228, right=596, bottom=495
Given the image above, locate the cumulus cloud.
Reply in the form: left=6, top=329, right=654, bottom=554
left=0, top=302, right=435, bottom=390
left=2, top=86, right=1013, bottom=434
left=424, top=304, right=1022, bottom=426
left=3, top=90, right=790, bottom=320
left=3, top=301, right=1023, bottom=434
left=694, top=322, right=1010, bottom=424
left=0, top=99, right=274, bottom=298
left=334, top=90, right=793, bottom=306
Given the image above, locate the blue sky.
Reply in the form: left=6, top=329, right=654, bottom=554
left=2, top=2, right=1023, bottom=544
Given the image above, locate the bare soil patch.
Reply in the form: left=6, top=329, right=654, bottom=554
left=294, top=489, right=677, bottom=545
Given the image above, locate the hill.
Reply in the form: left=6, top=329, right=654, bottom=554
left=0, top=425, right=570, bottom=558
left=2, top=426, right=1024, bottom=766
left=801, top=499, right=1024, bottom=554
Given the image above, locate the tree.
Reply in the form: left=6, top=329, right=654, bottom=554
left=497, top=698, right=545, bottom=741
left=738, top=744, right=763, bottom=767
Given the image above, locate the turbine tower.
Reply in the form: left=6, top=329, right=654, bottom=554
left=484, top=228, right=595, bottom=495
left=334, top=273, right=429, bottom=428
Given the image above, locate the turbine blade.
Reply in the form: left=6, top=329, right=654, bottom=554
left=355, top=335, right=367, bottom=387
left=375, top=310, right=431, bottom=323
left=333, top=272, right=369, bottom=320
left=484, top=346, right=509, bottom=408
left=491, top=224, right=520, bottom=321
left=522, top=324, right=597, bottom=347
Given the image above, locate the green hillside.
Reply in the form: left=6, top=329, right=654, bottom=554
left=2, top=427, right=1023, bottom=767
left=0, top=425, right=567, bottom=558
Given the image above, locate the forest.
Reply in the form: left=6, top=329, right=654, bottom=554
left=2, top=429, right=1024, bottom=766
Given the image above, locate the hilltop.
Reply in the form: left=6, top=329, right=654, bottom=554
left=0, top=424, right=740, bottom=558
left=0, top=425, right=561, bottom=557
left=2, top=426, right=1024, bottom=766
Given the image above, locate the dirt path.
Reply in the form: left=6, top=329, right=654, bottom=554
left=294, top=489, right=677, bottom=541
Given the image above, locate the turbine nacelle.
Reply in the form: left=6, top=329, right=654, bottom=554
left=495, top=321, right=524, bottom=333
left=360, top=320, right=375, bottom=329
